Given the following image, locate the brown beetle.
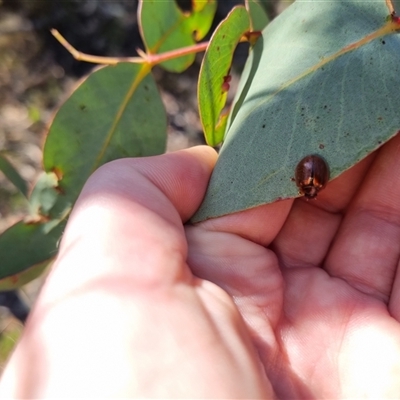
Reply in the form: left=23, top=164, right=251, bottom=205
left=295, top=155, right=329, bottom=199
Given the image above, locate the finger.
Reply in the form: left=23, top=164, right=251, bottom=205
left=187, top=224, right=283, bottom=325
left=2, top=147, right=275, bottom=398
left=271, top=155, right=374, bottom=268
left=325, top=133, right=400, bottom=302
left=42, top=146, right=218, bottom=302
left=186, top=177, right=294, bottom=357
left=199, top=199, right=293, bottom=247
left=389, top=264, right=400, bottom=321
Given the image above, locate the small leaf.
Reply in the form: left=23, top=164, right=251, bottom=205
left=198, top=6, right=250, bottom=146
left=0, top=153, right=28, bottom=198
left=193, top=0, right=400, bottom=222
left=28, top=172, right=59, bottom=218
left=246, top=0, right=269, bottom=31
left=139, top=0, right=217, bottom=72
left=0, top=219, right=65, bottom=280
left=43, top=63, right=166, bottom=212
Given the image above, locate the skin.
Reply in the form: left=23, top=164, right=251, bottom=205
left=1, top=136, right=400, bottom=398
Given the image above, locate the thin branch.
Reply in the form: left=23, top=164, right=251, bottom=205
left=386, top=0, right=395, bottom=15
left=145, top=42, right=209, bottom=66
left=50, top=29, right=144, bottom=65
left=51, top=29, right=250, bottom=68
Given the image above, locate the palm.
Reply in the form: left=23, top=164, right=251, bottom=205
left=188, top=136, right=400, bottom=398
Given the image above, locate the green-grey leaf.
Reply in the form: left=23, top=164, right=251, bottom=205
left=43, top=63, right=166, bottom=213
left=28, top=171, right=59, bottom=218
left=0, top=260, right=49, bottom=291
left=193, top=0, right=400, bottom=222
left=246, top=0, right=269, bottom=31
left=139, top=0, right=216, bottom=72
left=0, top=219, right=65, bottom=280
left=0, top=153, right=28, bottom=198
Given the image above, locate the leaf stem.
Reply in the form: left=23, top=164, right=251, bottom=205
left=51, top=29, right=209, bottom=66
left=50, top=29, right=143, bottom=65
left=386, top=0, right=395, bottom=15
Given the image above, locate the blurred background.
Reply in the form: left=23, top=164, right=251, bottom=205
left=0, top=0, right=289, bottom=370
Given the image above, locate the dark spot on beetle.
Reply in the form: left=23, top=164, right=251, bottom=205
left=319, top=144, right=325, bottom=149
left=295, top=155, right=329, bottom=199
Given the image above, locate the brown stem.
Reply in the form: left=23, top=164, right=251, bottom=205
left=51, top=29, right=209, bottom=66
left=386, top=0, right=395, bottom=15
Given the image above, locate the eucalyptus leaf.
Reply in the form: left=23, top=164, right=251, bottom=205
left=139, top=0, right=216, bottom=72
left=246, top=0, right=269, bottom=31
left=0, top=219, right=65, bottom=280
left=28, top=172, right=59, bottom=218
left=198, top=6, right=250, bottom=146
left=0, top=153, right=28, bottom=198
left=0, top=260, right=49, bottom=291
left=43, top=63, right=166, bottom=213
left=193, top=0, right=400, bottom=222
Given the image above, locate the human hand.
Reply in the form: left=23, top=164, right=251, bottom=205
left=1, top=137, right=400, bottom=398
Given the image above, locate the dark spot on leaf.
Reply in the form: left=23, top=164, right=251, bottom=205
left=262, top=124, right=266, bottom=128
left=290, top=177, right=295, bottom=182
left=55, top=186, right=65, bottom=195
left=382, top=40, right=386, bottom=44
left=323, top=105, right=328, bottom=109
left=378, top=140, right=382, bottom=144
left=79, top=104, right=87, bottom=111
left=378, top=116, right=383, bottom=121
left=319, top=144, right=325, bottom=149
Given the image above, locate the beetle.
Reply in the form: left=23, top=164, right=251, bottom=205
left=295, top=155, right=329, bottom=199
